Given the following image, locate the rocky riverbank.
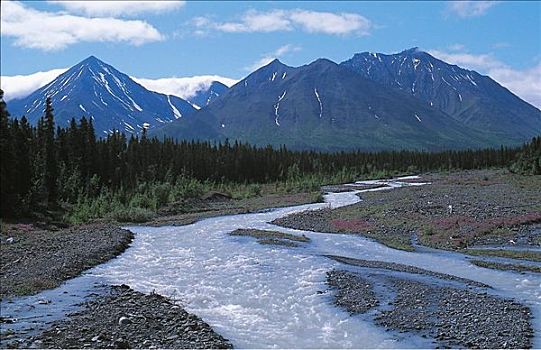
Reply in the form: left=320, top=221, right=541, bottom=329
left=10, top=285, right=232, bottom=349
left=326, top=268, right=533, bottom=348
left=0, top=223, right=133, bottom=298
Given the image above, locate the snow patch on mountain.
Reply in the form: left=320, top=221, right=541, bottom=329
left=274, top=90, right=287, bottom=126
left=314, top=88, right=323, bottom=118
left=168, top=95, right=182, bottom=119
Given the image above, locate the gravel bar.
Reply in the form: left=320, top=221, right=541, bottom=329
left=327, top=269, right=533, bottom=349
left=326, top=255, right=489, bottom=287
left=15, top=285, right=232, bottom=349
left=1, top=224, right=133, bottom=298
left=327, top=270, right=379, bottom=314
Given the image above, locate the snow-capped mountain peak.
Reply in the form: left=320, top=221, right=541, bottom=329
left=8, top=56, right=196, bottom=135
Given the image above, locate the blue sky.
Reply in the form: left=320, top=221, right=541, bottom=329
left=1, top=1, right=540, bottom=106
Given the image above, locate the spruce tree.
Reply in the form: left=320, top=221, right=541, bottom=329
left=0, top=89, right=17, bottom=216
left=43, top=97, right=58, bottom=207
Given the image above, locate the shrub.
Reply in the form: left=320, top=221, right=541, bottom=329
left=153, top=182, right=172, bottom=207
left=173, top=177, right=205, bottom=199
left=109, top=207, right=155, bottom=223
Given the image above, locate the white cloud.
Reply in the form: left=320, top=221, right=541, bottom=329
left=447, top=1, right=498, bottom=18
left=489, top=63, right=541, bottom=109
left=429, top=49, right=541, bottom=108
left=1, top=1, right=164, bottom=51
left=289, top=10, right=371, bottom=35
left=428, top=50, right=504, bottom=70
left=49, top=0, right=185, bottom=17
left=132, top=76, right=239, bottom=100
left=195, top=9, right=372, bottom=36
left=247, top=44, right=301, bottom=71
left=216, top=10, right=292, bottom=33
left=1, top=68, right=68, bottom=101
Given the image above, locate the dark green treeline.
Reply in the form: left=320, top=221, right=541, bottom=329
left=0, top=91, right=529, bottom=218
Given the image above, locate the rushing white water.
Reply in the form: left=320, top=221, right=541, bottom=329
left=84, top=176, right=541, bottom=348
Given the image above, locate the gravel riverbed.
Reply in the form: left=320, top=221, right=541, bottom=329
left=1, top=224, right=133, bottom=298
left=11, top=285, right=232, bottom=349
left=327, top=268, right=533, bottom=349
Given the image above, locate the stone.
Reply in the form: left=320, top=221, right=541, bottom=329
left=113, top=338, right=129, bottom=349
left=118, top=316, right=131, bottom=326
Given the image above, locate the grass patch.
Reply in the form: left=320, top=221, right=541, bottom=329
left=470, top=259, right=541, bottom=273
left=464, top=249, right=541, bottom=262
left=374, top=237, right=415, bottom=252
left=230, top=229, right=310, bottom=243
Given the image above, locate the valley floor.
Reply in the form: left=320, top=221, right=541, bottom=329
left=14, top=285, right=232, bottom=349
left=1, top=170, right=539, bottom=348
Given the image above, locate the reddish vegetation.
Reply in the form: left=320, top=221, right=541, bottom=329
left=430, top=212, right=541, bottom=237
left=432, top=216, right=476, bottom=231
left=332, top=219, right=374, bottom=232
left=486, top=212, right=541, bottom=227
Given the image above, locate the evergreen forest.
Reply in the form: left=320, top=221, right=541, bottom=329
left=1, top=90, right=539, bottom=222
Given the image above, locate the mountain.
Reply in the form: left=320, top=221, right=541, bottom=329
left=8, top=56, right=196, bottom=135
left=340, top=48, right=541, bottom=144
left=188, top=81, right=229, bottom=109
left=152, top=58, right=498, bottom=151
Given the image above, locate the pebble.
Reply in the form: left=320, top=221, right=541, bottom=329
left=117, top=317, right=131, bottom=326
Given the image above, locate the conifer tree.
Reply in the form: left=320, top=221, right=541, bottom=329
left=0, top=89, right=17, bottom=216
left=43, top=97, right=58, bottom=206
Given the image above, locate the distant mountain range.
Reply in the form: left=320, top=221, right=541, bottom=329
left=152, top=58, right=499, bottom=151
left=6, top=49, right=541, bottom=150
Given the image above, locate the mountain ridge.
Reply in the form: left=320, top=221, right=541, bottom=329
left=151, top=57, right=501, bottom=151
left=339, top=48, right=541, bottom=143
